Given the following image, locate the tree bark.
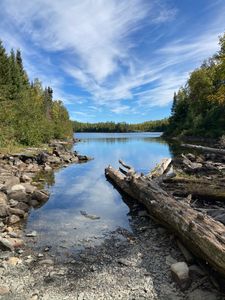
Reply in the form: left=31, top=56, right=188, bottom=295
left=182, top=144, right=225, bottom=155
left=105, top=161, right=225, bottom=276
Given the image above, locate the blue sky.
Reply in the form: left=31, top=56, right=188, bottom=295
left=0, top=0, right=225, bottom=123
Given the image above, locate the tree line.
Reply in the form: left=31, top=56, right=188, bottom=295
left=165, top=33, right=225, bottom=138
left=0, top=41, right=72, bottom=147
left=73, top=119, right=168, bottom=133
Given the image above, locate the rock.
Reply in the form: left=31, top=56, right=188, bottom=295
left=37, top=152, right=49, bottom=164
left=44, top=164, right=52, bottom=171
left=176, top=240, right=194, bottom=264
left=15, top=201, right=29, bottom=212
left=8, top=190, right=28, bottom=202
left=32, top=190, right=49, bottom=202
left=189, top=265, right=206, bottom=279
left=0, top=237, right=14, bottom=251
left=20, top=174, right=32, bottom=182
left=0, top=204, right=9, bottom=217
left=10, top=238, right=24, bottom=248
left=171, top=262, right=191, bottom=290
left=4, top=176, right=20, bottom=189
left=39, top=259, right=54, bottom=265
left=0, top=191, right=7, bottom=205
left=9, top=199, right=18, bottom=207
left=187, top=289, right=218, bottom=300
left=117, top=258, right=134, bottom=267
left=30, top=200, right=39, bottom=207
left=9, top=207, right=25, bottom=217
left=138, top=210, right=149, bottom=217
left=47, top=156, right=61, bottom=164
left=11, top=184, right=26, bottom=192
left=0, top=285, right=10, bottom=296
left=21, top=183, right=36, bottom=194
left=7, top=256, right=22, bottom=266
left=166, top=255, right=177, bottom=266
left=8, top=214, right=20, bottom=224
left=37, top=253, right=44, bottom=258
left=80, top=210, right=100, bottom=220
left=26, top=231, right=37, bottom=237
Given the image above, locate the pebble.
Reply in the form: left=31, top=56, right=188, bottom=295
left=0, top=285, right=10, bottom=295
left=39, top=259, right=54, bottom=265
left=171, top=262, right=191, bottom=290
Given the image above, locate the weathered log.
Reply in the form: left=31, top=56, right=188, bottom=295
left=105, top=160, right=225, bottom=276
left=164, top=179, right=225, bottom=202
left=182, top=144, right=225, bottom=155
left=147, top=158, right=172, bottom=179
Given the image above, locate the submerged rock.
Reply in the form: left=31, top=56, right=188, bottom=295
left=80, top=210, right=100, bottom=220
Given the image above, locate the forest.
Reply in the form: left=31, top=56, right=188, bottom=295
left=165, top=33, right=225, bottom=138
left=73, top=119, right=168, bottom=133
left=0, top=41, right=73, bottom=147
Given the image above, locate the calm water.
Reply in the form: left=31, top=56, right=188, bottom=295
left=26, top=132, right=172, bottom=256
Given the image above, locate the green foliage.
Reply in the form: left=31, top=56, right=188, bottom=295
left=0, top=40, right=72, bottom=147
left=73, top=119, right=168, bottom=133
left=165, top=33, right=225, bottom=139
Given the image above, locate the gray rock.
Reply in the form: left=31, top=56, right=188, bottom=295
left=4, top=176, right=20, bottom=189
left=9, top=199, right=18, bottom=207
left=9, top=207, right=25, bottom=217
left=8, top=214, right=20, bottom=224
left=188, top=289, right=218, bottom=300
left=0, top=191, right=7, bottom=205
left=20, top=174, right=32, bottom=182
left=30, top=199, right=39, bottom=207
left=0, top=237, right=14, bottom=251
left=11, top=184, right=26, bottom=192
left=21, top=183, right=36, bottom=194
left=32, top=190, right=49, bottom=202
left=15, top=201, right=29, bottom=212
left=0, top=205, right=9, bottom=217
left=8, top=190, right=28, bottom=202
left=171, top=262, right=191, bottom=290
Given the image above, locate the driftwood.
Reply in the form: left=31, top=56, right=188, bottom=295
left=105, top=160, right=225, bottom=276
left=182, top=144, right=225, bottom=155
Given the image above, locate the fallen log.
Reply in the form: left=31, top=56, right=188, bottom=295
left=105, top=160, right=225, bottom=276
left=182, top=144, right=225, bottom=155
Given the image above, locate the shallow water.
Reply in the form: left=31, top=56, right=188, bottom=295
left=25, top=132, right=172, bottom=257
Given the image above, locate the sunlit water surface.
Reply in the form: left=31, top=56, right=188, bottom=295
left=26, top=132, right=172, bottom=256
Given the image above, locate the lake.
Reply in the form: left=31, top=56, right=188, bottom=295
left=25, top=132, right=173, bottom=257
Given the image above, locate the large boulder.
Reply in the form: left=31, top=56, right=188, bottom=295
left=0, top=237, right=14, bottom=251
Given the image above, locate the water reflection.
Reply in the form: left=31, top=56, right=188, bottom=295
left=26, top=132, right=172, bottom=256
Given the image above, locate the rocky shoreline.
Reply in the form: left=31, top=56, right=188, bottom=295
left=0, top=141, right=91, bottom=252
